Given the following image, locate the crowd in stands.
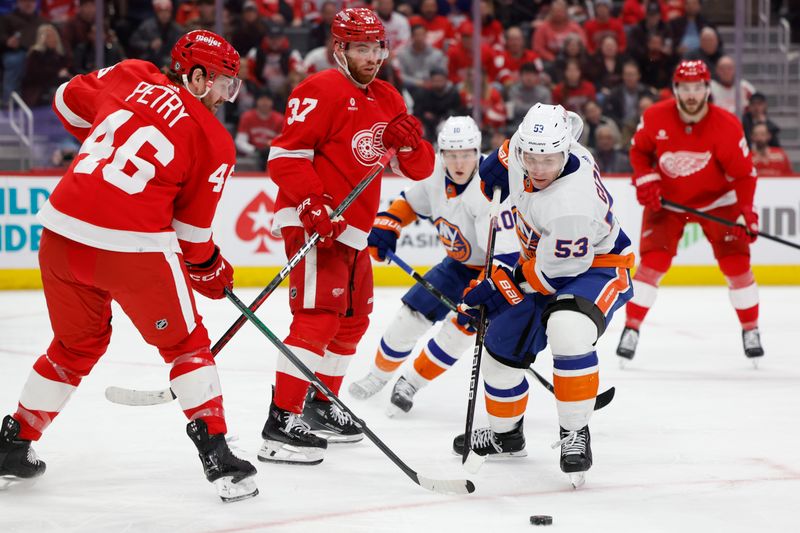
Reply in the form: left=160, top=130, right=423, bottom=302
left=0, top=0, right=793, bottom=174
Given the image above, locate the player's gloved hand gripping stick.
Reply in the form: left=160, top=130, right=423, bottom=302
left=105, top=148, right=397, bottom=407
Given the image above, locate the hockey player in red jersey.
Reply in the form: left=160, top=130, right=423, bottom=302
left=259, top=7, right=435, bottom=465
left=616, top=59, right=764, bottom=365
left=0, top=31, right=258, bottom=502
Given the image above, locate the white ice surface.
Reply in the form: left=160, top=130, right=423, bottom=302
left=1, top=286, right=798, bottom=533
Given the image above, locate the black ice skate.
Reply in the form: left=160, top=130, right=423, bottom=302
left=616, top=327, right=639, bottom=366
left=386, top=376, right=418, bottom=417
left=0, top=415, right=46, bottom=485
left=302, top=395, right=364, bottom=444
left=556, top=426, right=592, bottom=489
left=742, top=328, right=764, bottom=366
left=259, top=401, right=328, bottom=464
left=186, top=419, right=258, bottom=503
left=452, top=420, right=527, bottom=459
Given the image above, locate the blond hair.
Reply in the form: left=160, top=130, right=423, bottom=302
left=30, top=24, right=64, bottom=56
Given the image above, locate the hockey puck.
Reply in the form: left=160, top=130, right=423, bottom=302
left=530, top=515, right=553, bottom=526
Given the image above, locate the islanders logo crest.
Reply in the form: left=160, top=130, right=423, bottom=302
left=513, top=207, right=540, bottom=260
left=434, top=218, right=471, bottom=262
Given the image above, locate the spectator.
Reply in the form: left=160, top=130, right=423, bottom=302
left=446, top=19, right=498, bottom=84
left=604, top=60, right=653, bottom=129
left=580, top=99, right=621, bottom=151
left=459, top=71, right=506, bottom=131
left=494, top=0, right=542, bottom=29
left=185, top=0, right=215, bottom=32
left=586, top=34, right=626, bottom=103
left=71, top=22, right=126, bottom=74
left=236, top=91, right=284, bottom=170
left=413, top=67, right=464, bottom=139
left=620, top=92, right=655, bottom=148
left=496, top=25, right=542, bottom=87
left=0, top=0, right=44, bottom=103
left=478, top=0, right=504, bottom=47
left=408, top=0, right=455, bottom=50
left=253, top=20, right=303, bottom=105
left=252, top=0, right=294, bottom=25
left=710, top=55, right=755, bottom=114
left=19, top=23, right=68, bottom=106
left=661, top=0, right=686, bottom=21
left=547, top=33, right=588, bottom=84
left=669, top=0, right=713, bottom=57
left=507, top=61, right=552, bottom=129
left=308, top=1, right=336, bottom=50
left=229, top=1, right=267, bottom=56
left=61, top=0, right=94, bottom=53
left=621, top=0, right=646, bottom=27
left=302, top=33, right=336, bottom=75
left=39, top=0, right=76, bottom=25
left=396, top=23, right=447, bottom=99
left=551, top=58, right=596, bottom=113
left=532, top=0, right=587, bottom=63
left=684, top=26, right=722, bottom=72
left=583, top=0, right=626, bottom=54
left=628, top=2, right=673, bottom=64
left=742, top=92, right=781, bottom=147
left=638, top=33, right=677, bottom=89
left=375, top=0, right=410, bottom=52
left=750, top=123, right=793, bottom=176
left=128, top=0, right=184, bottom=69
left=593, top=124, right=632, bottom=173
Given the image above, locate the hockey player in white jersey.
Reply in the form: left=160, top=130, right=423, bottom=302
left=348, top=116, right=519, bottom=414
left=454, top=103, right=634, bottom=487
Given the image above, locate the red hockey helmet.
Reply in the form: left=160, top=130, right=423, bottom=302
left=171, top=30, right=242, bottom=101
left=331, top=8, right=386, bottom=44
left=672, top=60, right=711, bottom=85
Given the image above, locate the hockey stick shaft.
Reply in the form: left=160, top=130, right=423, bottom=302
left=662, top=199, right=800, bottom=250
left=223, top=287, right=475, bottom=495
left=462, top=188, right=502, bottom=465
left=386, top=249, right=614, bottom=411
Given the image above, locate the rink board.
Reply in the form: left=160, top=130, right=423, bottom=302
left=1, top=172, right=798, bottom=289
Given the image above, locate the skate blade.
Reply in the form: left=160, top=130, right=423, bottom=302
left=348, top=382, right=384, bottom=400
left=0, top=475, right=39, bottom=491
left=618, top=356, right=629, bottom=369
left=749, top=356, right=763, bottom=369
left=310, top=430, right=364, bottom=444
left=385, top=402, right=410, bottom=418
left=569, top=472, right=586, bottom=489
left=257, top=440, right=325, bottom=465
left=214, top=476, right=259, bottom=503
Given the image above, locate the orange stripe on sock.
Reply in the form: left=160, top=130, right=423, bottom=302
left=553, top=372, right=599, bottom=402
left=413, top=351, right=446, bottom=381
left=374, top=350, right=404, bottom=372
left=485, top=395, right=528, bottom=418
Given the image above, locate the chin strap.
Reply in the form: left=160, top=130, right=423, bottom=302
left=333, top=48, right=380, bottom=89
left=182, top=73, right=211, bottom=99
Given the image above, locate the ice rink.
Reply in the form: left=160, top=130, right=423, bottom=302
left=1, top=286, right=798, bottom=533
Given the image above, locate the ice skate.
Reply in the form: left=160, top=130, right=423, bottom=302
left=186, top=419, right=258, bottom=503
left=348, top=372, right=388, bottom=400
left=259, top=402, right=328, bottom=464
left=616, top=327, right=639, bottom=367
left=742, top=328, right=764, bottom=367
left=386, top=376, right=417, bottom=417
left=302, top=396, right=364, bottom=444
left=554, top=426, right=592, bottom=489
left=452, top=420, right=527, bottom=459
left=0, top=415, right=46, bottom=488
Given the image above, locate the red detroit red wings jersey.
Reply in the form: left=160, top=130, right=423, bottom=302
left=43, top=59, right=235, bottom=264
left=630, top=99, right=757, bottom=211
left=268, top=68, right=434, bottom=249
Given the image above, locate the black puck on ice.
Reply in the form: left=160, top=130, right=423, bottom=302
left=530, top=515, right=553, bottom=526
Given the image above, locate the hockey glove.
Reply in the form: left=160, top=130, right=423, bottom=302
left=367, top=212, right=402, bottom=262
left=186, top=246, right=233, bottom=300
left=459, top=265, right=525, bottom=321
left=633, top=173, right=662, bottom=211
left=383, top=113, right=422, bottom=151
left=732, top=207, right=759, bottom=243
left=479, top=141, right=510, bottom=202
left=297, top=193, right=346, bottom=248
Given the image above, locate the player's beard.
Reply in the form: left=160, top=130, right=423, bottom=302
left=677, top=94, right=708, bottom=120
left=345, top=55, right=381, bottom=86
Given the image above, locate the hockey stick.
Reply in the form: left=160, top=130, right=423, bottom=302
left=662, top=199, right=800, bottom=251
left=461, top=188, right=502, bottom=472
left=223, top=287, right=475, bottom=495
left=104, top=148, right=398, bottom=407
left=385, top=249, right=615, bottom=411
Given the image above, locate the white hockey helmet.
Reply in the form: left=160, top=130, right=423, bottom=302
left=437, top=116, right=482, bottom=153
left=515, top=103, right=572, bottom=175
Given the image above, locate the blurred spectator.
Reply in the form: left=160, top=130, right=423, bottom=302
left=547, top=33, right=588, bottom=84
left=478, top=0, right=504, bottom=47
left=494, top=0, right=541, bottom=29
left=750, top=123, right=793, bottom=176
left=684, top=26, right=722, bottom=72
left=61, top=0, right=95, bottom=53
left=446, top=20, right=497, bottom=84
left=129, top=0, right=184, bottom=69
left=408, top=0, right=454, bottom=50
left=302, top=33, right=335, bottom=75
left=742, top=92, right=781, bottom=147
left=638, top=33, right=677, bottom=89
left=496, top=26, right=542, bottom=87
left=507, top=62, right=552, bottom=129
left=620, top=92, right=654, bottom=148
left=375, top=0, right=410, bottom=52
left=710, top=55, right=755, bottom=114
left=662, top=0, right=686, bottom=21
left=621, top=0, right=645, bottom=27
left=583, top=0, right=626, bottom=54
left=175, top=0, right=198, bottom=26
left=586, top=35, right=626, bottom=103
left=532, top=0, right=587, bottom=63
left=396, top=24, right=446, bottom=99
left=71, top=22, right=126, bottom=74
left=20, top=23, right=68, bottom=106
left=0, top=0, right=44, bottom=103
left=628, top=2, right=673, bottom=63
left=252, top=0, right=294, bottom=25
left=235, top=91, right=284, bottom=170
left=459, top=69, right=506, bottom=130
left=230, top=1, right=267, bottom=56
left=185, top=0, right=215, bottom=32
left=50, top=137, right=80, bottom=167
left=308, top=1, right=336, bottom=50
left=604, top=60, right=653, bottom=128
left=669, top=0, right=713, bottom=57
left=551, top=58, right=596, bottom=113
left=593, top=124, right=632, bottom=173
left=253, top=20, right=303, bottom=105
left=413, top=67, right=463, bottom=139
left=580, top=99, right=621, bottom=150
left=39, top=0, right=76, bottom=24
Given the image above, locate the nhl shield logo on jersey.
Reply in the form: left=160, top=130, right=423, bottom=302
left=434, top=218, right=471, bottom=262
left=658, top=150, right=712, bottom=178
left=351, top=123, right=388, bottom=166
